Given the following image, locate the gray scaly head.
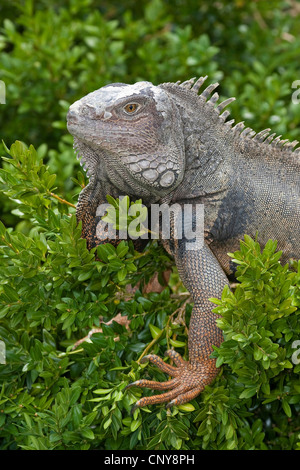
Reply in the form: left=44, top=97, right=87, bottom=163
left=67, top=81, right=186, bottom=202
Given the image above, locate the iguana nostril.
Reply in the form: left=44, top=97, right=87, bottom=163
left=81, top=103, right=97, bottom=117
left=80, top=104, right=111, bottom=120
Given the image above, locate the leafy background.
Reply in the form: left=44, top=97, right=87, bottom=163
left=0, top=0, right=300, bottom=450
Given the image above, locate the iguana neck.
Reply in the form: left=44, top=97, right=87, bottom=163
left=159, top=78, right=300, bottom=203
left=74, top=138, right=173, bottom=205
left=159, top=81, right=234, bottom=201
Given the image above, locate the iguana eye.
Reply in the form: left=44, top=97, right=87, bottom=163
left=123, top=103, right=140, bottom=114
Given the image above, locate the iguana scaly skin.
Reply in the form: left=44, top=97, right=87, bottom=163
left=67, top=77, right=300, bottom=410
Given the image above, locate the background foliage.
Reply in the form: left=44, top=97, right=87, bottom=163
left=0, top=0, right=300, bottom=450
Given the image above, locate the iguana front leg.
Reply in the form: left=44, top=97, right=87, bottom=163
left=76, top=180, right=117, bottom=250
left=127, top=242, right=229, bottom=410
left=77, top=181, right=149, bottom=253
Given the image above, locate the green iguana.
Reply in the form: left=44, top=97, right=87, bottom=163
left=67, top=76, right=300, bottom=410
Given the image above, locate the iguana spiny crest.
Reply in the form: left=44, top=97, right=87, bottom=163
left=68, top=76, right=299, bottom=192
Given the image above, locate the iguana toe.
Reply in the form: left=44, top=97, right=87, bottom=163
left=127, top=350, right=218, bottom=410
left=139, top=353, right=179, bottom=376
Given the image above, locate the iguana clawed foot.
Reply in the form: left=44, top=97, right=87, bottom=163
left=126, top=349, right=217, bottom=412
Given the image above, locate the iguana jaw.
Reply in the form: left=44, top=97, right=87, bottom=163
left=72, top=136, right=183, bottom=203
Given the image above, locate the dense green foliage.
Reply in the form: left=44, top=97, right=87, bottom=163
left=0, top=0, right=300, bottom=450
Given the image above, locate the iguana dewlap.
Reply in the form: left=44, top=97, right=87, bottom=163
left=67, top=77, right=300, bottom=409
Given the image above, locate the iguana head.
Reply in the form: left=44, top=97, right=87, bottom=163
left=67, top=81, right=185, bottom=199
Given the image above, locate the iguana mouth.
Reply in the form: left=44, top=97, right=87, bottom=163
left=73, top=138, right=97, bottom=178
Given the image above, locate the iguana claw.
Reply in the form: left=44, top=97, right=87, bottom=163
left=126, top=349, right=218, bottom=410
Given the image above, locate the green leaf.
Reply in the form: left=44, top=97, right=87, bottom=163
left=239, top=387, right=257, bottom=399
left=117, top=267, right=127, bottom=282
left=130, top=418, right=142, bottom=432
left=81, top=429, right=95, bottom=440
left=93, top=388, right=114, bottom=395
left=149, top=323, right=162, bottom=339
left=169, top=339, right=186, bottom=348
left=103, top=418, right=112, bottom=430
left=282, top=400, right=292, bottom=418
left=178, top=403, right=195, bottom=412
left=225, top=424, right=234, bottom=440
left=116, top=241, right=129, bottom=258
left=232, top=334, right=247, bottom=343
left=253, top=346, right=263, bottom=361
left=78, top=271, right=93, bottom=281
